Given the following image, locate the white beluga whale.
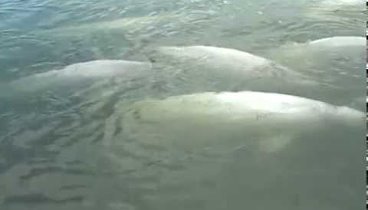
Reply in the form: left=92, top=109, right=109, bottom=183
left=149, top=45, right=271, bottom=71
left=146, top=45, right=325, bottom=98
left=0, top=59, right=154, bottom=125
left=308, top=36, right=366, bottom=47
left=117, top=91, right=364, bottom=158
left=311, top=0, right=364, bottom=11
left=266, top=36, right=365, bottom=109
left=6, top=59, right=152, bottom=95
left=305, top=0, right=365, bottom=21
left=306, top=0, right=365, bottom=14
left=267, top=36, right=365, bottom=75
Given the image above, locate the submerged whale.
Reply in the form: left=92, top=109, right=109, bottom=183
left=7, top=59, right=151, bottom=94
left=310, top=0, right=364, bottom=11
left=147, top=45, right=322, bottom=97
left=267, top=36, right=365, bottom=75
left=305, top=0, right=365, bottom=20
left=119, top=91, right=364, bottom=156
left=307, top=36, right=366, bottom=47
left=266, top=36, right=365, bottom=109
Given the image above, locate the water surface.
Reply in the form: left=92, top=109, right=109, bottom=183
left=0, top=0, right=366, bottom=209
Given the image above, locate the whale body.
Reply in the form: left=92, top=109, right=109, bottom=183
left=119, top=91, right=364, bottom=155
left=308, top=36, right=365, bottom=47
left=268, top=36, right=365, bottom=76
left=147, top=45, right=320, bottom=97
left=313, top=0, right=364, bottom=11
left=106, top=91, right=364, bottom=210
left=150, top=46, right=272, bottom=72
left=267, top=36, right=365, bottom=109
left=305, top=0, right=365, bottom=21
left=8, top=59, right=151, bottom=94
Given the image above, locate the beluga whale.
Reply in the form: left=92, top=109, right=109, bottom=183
left=146, top=45, right=324, bottom=99
left=117, top=91, right=364, bottom=159
left=5, top=59, right=152, bottom=96
left=266, top=36, right=366, bottom=110
left=304, top=0, right=365, bottom=22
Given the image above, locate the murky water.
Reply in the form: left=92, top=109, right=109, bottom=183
left=0, top=0, right=366, bottom=209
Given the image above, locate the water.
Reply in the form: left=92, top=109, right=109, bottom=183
left=0, top=0, right=366, bottom=209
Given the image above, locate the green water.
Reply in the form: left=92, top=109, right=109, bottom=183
left=0, top=0, right=366, bottom=209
